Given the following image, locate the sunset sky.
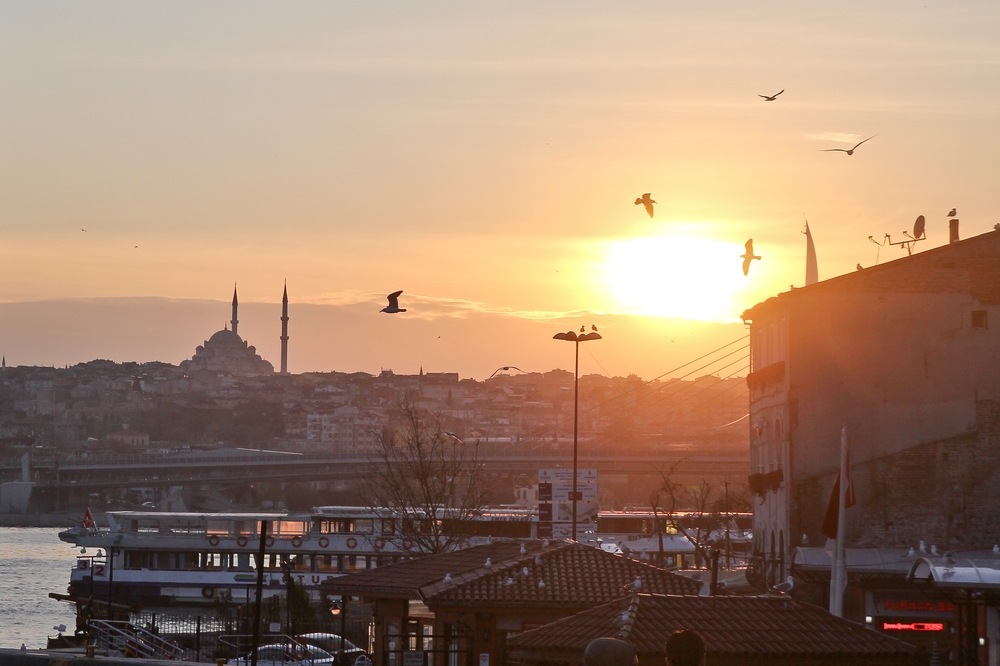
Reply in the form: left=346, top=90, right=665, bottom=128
left=1, top=1, right=999, bottom=378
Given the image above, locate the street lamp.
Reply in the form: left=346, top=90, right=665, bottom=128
left=552, top=328, right=601, bottom=541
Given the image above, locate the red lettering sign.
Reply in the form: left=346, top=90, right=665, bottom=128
left=882, top=600, right=954, bottom=613
left=883, top=622, right=945, bottom=632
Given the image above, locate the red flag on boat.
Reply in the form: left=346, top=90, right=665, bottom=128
left=821, top=449, right=856, bottom=539
left=83, top=508, right=95, bottom=529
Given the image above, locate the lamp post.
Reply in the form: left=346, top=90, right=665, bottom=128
left=553, top=328, right=601, bottom=541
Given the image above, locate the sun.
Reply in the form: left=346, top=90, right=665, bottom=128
left=601, top=233, right=750, bottom=321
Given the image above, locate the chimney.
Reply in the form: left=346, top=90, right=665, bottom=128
left=949, top=218, right=960, bottom=244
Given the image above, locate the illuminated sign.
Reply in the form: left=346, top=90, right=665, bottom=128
left=883, top=622, right=945, bottom=632
left=883, top=600, right=954, bottom=613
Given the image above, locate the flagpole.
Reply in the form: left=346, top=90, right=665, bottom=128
left=832, top=426, right=848, bottom=617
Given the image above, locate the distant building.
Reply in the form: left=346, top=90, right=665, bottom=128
left=107, top=428, right=150, bottom=448
left=743, top=227, right=1000, bottom=585
left=179, top=287, right=275, bottom=376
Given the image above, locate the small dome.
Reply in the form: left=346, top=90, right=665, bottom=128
left=55, top=368, right=77, bottom=379
left=208, top=329, right=244, bottom=345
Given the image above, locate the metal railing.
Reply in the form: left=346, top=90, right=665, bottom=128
left=89, top=620, right=188, bottom=660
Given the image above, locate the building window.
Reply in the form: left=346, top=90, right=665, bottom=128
left=972, top=310, right=988, bottom=329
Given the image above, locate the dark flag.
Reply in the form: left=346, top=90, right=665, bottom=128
left=821, top=450, right=856, bottom=539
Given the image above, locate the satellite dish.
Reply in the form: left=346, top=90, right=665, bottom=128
left=914, top=215, right=926, bottom=240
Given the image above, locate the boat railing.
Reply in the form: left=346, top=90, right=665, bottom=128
left=89, top=619, right=188, bottom=660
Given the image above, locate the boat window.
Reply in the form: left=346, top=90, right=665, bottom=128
left=290, top=554, right=310, bottom=571
left=201, top=552, right=225, bottom=570
left=125, top=551, right=149, bottom=569
left=316, top=555, right=338, bottom=572
left=207, top=521, right=230, bottom=536
left=381, top=519, right=396, bottom=535
left=277, top=520, right=308, bottom=536
left=355, top=519, right=374, bottom=534
left=344, top=555, right=368, bottom=571
left=137, top=519, right=160, bottom=533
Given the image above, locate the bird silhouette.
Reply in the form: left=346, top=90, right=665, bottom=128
left=947, top=208, right=957, bottom=217
left=133, top=246, right=139, bottom=249
left=80, top=228, right=87, bottom=232
left=634, top=193, right=656, bottom=218
left=580, top=326, right=586, bottom=333
left=741, top=239, right=761, bottom=276
left=380, top=290, right=406, bottom=314
left=759, top=89, right=784, bottom=101
left=820, top=135, right=876, bottom=156
left=591, top=324, right=598, bottom=331
left=856, top=263, right=864, bottom=271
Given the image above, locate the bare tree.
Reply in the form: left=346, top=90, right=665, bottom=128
left=655, top=462, right=724, bottom=566
left=365, top=404, right=491, bottom=554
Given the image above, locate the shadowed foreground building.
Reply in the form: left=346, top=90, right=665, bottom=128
left=322, top=539, right=699, bottom=666
left=742, top=227, right=1000, bottom=585
left=507, top=592, right=921, bottom=666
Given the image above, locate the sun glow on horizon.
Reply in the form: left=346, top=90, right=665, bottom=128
left=601, top=233, right=753, bottom=322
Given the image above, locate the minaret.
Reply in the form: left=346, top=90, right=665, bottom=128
left=280, top=282, right=289, bottom=374
left=804, top=221, right=819, bottom=286
left=231, top=284, right=239, bottom=335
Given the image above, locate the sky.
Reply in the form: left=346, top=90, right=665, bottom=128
left=1, top=1, right=999, bottom=378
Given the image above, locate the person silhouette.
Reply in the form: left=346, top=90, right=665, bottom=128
left=664, top=630, right=704, bottom=666
left=583, top=638, right=637, bottom=666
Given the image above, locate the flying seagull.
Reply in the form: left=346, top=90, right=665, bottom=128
left=80, top=228, right=87, bottom=232
left=947, top=208, right=957, bottom=217
left=634, top=193, right=656, bottom=218
left=820, top=134, right=876, bottom=156
left=380, top=290, right=406, bottom=314
left=741, top=239, right=761, bottom=276
left=759, top=89, right=784, bottom=101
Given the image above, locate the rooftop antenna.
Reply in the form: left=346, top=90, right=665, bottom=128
left=868, top=215, right=927, bottom=262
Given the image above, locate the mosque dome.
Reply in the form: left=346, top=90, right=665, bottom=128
left=208, top=329, right=244, bottom=345
left=55, top=368, right=77, bottom=379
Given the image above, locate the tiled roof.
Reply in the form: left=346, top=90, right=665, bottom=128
left=321, top=540, right=549, bottom=598
left=508, top=593, right=919, bottom=658
left=421, top=541, right=700, bottom=606
left=743, top=228, right=1000, bottom=320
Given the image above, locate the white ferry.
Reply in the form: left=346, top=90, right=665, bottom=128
left=62, top=506, right=535, bottom=609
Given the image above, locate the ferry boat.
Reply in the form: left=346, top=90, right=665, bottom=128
left=61, top=506, right=535, bottom=609
left=58, top=505, right=747, bottom=613
left=580, top=510, right=753, bottom=567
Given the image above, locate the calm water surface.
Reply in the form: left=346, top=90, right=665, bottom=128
left=0, top=527, right=79, bottom=649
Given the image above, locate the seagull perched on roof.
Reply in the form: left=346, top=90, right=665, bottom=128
left=634, top=193, right=656, bottom=218
left=759, top=89, right=784, bottom=101
left=773, top=576, right=794, bottom=593
left=948, top=208, right=957, bottom=217
left=380, top=290, right=406, bottom=314
left=820, top=134, right=876, bottom=156
left=741, top=239, right=761, bottom=276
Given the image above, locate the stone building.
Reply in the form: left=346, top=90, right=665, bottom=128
left=179, top=287, right=274, bottom=377
left=742, top=227, right=1000, bottom=584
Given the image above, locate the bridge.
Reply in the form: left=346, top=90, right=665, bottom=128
left=2, top=447, right=748, bottom=490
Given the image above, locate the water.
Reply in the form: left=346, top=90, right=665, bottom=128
left=0, top=527, right=79, bottom=649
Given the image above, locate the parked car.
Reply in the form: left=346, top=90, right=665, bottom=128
left=229, top=642, right=336, bottom=666
left=296, top=634, right=369, bottom=666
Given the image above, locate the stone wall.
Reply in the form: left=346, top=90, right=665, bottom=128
left=793, top=400, right=1000, bottom=549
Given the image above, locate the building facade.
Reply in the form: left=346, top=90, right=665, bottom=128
left=743, top=228, right=1000, bottom=584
